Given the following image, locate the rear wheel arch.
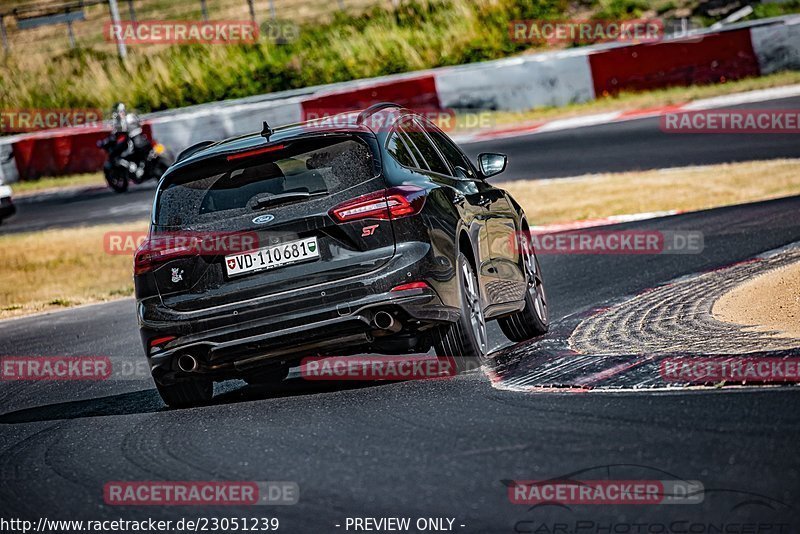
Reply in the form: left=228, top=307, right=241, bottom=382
left=458, top=230, right=477, bottom=274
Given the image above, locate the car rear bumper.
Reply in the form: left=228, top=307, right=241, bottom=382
left=138, top=241, right=460, bottom=384
left=144, top=290, right=457, bottom=384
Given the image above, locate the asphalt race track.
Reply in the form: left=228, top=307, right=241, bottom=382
left=1, top=193, right=799, bottom=530
left=2, top=93, right=800, bottom=531
left=2, top=96, right=799, bottom=235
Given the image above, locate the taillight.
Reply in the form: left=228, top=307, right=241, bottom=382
left=149, top=335, right=176, bottom=350
left=391, top=281, right=430, bottom=292
left=134, top=236, right=200, bottom=275
left=329, top=186, right=426, bottom=223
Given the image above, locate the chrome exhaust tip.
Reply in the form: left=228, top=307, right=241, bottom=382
left=372, top=311, right=397, bottom=331
left=177, top=354, right=199, bottom=373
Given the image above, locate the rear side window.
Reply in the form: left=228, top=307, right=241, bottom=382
left=400, top=121, right=451, bottom=176
left=386, top=132, right=416, bottom=168
left=157, top=137, right=374, bottom=228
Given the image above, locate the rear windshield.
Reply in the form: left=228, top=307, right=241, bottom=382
left=156, top=136, right=375, bottom=228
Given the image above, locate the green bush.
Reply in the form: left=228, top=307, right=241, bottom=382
left=0, top=0, right=573, bottom=112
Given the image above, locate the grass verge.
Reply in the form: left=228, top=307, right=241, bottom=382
left=2, top=159, right=799, bottom=320
left=0, top=221, right=147, bottom=319
left=11, top=173, right=106, bottom=196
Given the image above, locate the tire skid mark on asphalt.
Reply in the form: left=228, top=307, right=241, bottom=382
left=0, top=422, right=72, bottom=517
left=487, top=242, right=800, bottom=392
left=571, top=244, right=800, bottom=356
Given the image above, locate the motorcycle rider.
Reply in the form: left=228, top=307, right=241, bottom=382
left=105, top=102, right=150, bottom=178
left=98, top=102, right=171, bottom=192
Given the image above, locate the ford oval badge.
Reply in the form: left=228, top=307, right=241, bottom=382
left=252, top=214, right=275, bottom=225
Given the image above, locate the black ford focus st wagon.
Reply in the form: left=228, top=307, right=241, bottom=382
left=134, top=103, right=548, bottom=407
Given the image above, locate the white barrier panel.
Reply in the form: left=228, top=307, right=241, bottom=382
left=751, top=18, right=800, bottom=75
left=435, top=50, right=595, bottom=112
left=148, top=99, right=304, bottom=156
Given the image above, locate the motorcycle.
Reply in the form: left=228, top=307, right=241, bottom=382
left=98, top=132, right=172, bottom=193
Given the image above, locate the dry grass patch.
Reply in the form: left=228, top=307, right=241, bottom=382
left=498, top=159, right=800, bottom=225
left=11, top=173, right=106, bottom=197
left=0, top=221, right=148, bottom=319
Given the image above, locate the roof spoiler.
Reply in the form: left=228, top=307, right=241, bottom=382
left=175, top=140, right=216, bottom=163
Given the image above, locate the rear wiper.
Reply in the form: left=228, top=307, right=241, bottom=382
left=252, top=191, right=325, bottom=210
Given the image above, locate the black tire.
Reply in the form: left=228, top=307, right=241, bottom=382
left=155, top=378, right=212, bottom=408
left=104, top=164, right=129, bottom=193
left=498, top=237, right=549, bottom=342
left=434, top=253, right=488, bottom=372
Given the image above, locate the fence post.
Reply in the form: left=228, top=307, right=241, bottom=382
left=0, top=16, right=9, bottom=55
left=127, top=0, right=136, bottom=22
left=269, top=0, right=276, bottom=20
left=200, top=0, right=209, bottom=21
left=66, top=18, right=76, bottom=48
left=247, top=0, right=256, bottom=23
left=108, top=0, right=127, bottom=60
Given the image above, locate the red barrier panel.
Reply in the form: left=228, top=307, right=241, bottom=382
left=300, top=75, right=440, bottom=119
left=588, top=29, right=760, bottom=96
left=12, top=124, right=153, bottom=180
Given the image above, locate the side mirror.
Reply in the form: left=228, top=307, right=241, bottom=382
left=478, top=153, right=507, bottom=178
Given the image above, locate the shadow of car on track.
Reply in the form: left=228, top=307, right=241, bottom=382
left=0, top=377, right=404, bottom=424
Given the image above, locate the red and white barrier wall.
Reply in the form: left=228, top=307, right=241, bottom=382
left=1, top=15, right=798, bottom=182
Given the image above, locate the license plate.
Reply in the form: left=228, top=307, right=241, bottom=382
left=224, top=237, right=319, bottom=277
